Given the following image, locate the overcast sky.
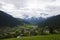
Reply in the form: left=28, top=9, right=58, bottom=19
left=0, top=0, right=60, bottom=18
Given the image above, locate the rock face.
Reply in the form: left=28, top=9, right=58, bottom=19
left=0, top=10, right=23, bottom=27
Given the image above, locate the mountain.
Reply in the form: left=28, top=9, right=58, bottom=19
left=45, top=15, right=60, bottom=33
left=24, top=17, right=45, bottom=24
left=0, top=10, right=24, bottom=27
left=45, top=15, right=60, bottom=28
left=38, top=15, right=60, bottom=28
left=16, top=18, right=30, bottom=24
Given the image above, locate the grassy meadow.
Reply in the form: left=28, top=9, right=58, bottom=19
left=4, top=34, right=60, bottom=40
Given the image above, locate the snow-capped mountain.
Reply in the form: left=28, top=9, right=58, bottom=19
left=24, top=16, right=45, bottom=24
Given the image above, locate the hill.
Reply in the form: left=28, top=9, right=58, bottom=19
left=0, top=10, right=24, bottom=27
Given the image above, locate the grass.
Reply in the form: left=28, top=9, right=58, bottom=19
left=4, top=34, right=60, bottom=40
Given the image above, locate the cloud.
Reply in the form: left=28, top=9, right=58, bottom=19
left=46, top=6, right=60, bottom=16
left=0, top=0, right=27, bottom=9
left=0, top=0, right=60, bottom=18
left=2, top=4, right=15, bottom=11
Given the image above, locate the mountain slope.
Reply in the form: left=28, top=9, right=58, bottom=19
left=38, top=15, right=60, bottom=28
left=45, top=15, right=60, bottom=28
left=0, top=10, right=24, bottom=27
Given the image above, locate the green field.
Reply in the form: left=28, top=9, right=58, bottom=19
left=4, top=34, right=60, bottom=40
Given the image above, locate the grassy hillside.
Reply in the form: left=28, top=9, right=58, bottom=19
left=4, top=34, right=60, bottom=40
